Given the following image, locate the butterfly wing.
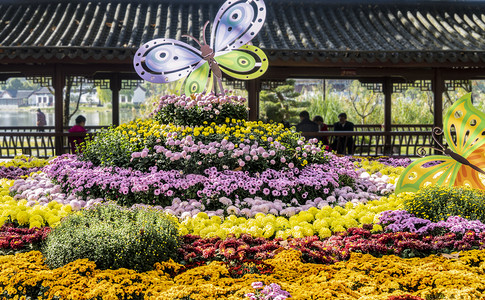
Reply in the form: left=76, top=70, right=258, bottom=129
left=443, top=93, right=485, bottom=158
left=454, top=147, right=485, bottom=189
left=395, top=155, right=461, bottom=194
left=215, top=45, right=268, bottom=79
left=183, top=61, right=210, bottom=95
left=133, top=38, right=203, bottom=83
left=210, top=0, right=266, bottom=52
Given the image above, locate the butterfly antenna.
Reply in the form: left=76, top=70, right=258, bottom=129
left=182, top=34, right=203, bottom=48
left=431, top=127, right=446, bottom=150
left=416, top=146, right=445, bottom=157
left=202, top=21, right=210, bottom=45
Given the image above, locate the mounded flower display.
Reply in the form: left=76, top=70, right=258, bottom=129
left=1, top=93, right=485, bottom=299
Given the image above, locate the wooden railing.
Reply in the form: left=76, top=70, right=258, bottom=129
left=302, top=131, right=433, bottom=156
left=302, top=124, right=434, bottom=156
left=0, top=125, right=434, bottom=158
left=0, top=126, right=107, bottom=158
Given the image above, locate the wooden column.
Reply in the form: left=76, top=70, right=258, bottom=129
left=110, top=74, right=121, bottom=126
left=383, top=77, right=392, bottom=154
left=433, top=68, right=444, bottom=130
left=54, top=65, right=65, bottom=156
left=433, top=68, right=444, bottom=153
left=247, top=79, right=260, bottom=121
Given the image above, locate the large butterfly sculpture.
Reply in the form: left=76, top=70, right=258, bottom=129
left=395, top=93, right=485, bottom=194
left=133, top=0, right=268, bottom=96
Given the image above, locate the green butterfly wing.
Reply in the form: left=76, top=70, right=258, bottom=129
left=184, top=62, right=210, bottom=95
left=443, top=93, right=485, bottom=158
left=215, top=45, right=268, bottom=80
left=395, top=93, right=485, bottom=194
left=395, top=155, right=460, bottom=194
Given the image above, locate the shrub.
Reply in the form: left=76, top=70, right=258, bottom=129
left=80, top=116, right=328, bottom=174
left=81, top=127, right=135, bottom=167
left=42, top=203, right=179, bottom=272
left=152, top=93, right=248, bottom=126
left=404, top=186, right=485, bottom=223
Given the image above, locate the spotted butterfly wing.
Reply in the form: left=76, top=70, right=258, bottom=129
left=133, top=39, right=203, bottom=85
left=211, top=0, right=266, bottom=52
left=215, top=45, right=268, bottom=80
left=444, top=93, right=485, bottom=157
left=395, top=93, right=485, bottom=193
left=211, top=0, right=268, bottom=80
left=183, top=62, right=210, bottom=95
left=134, top=0, right=268, bottom=95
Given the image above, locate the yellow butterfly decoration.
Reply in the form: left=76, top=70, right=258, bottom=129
left=395, top=93, right=485, bottom=194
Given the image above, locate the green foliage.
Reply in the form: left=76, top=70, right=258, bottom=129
left=0, top=78, right=39, bottom=90
left=305, top=81, right=383, bottom=126
left=42, top=203, right=179, bottom=272
left=391, top=88, right=433, bottom=124
left=81, top=128, right=135, bottom=167
left=260, top=79, right=305, bottom=124
left=404, top=185, right=485, bottom=222
left=96, top=87, right=112, bottom=105
left=338, top=174, right=355, bottom=188
left=153, top=102, right=247, bottom=126
left=307, top=90, right=342, bottom=126
left=346, top=81, right=384, bottom=125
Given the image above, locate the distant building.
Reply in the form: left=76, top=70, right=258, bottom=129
left=29, top=87, right=54, bottom=107
left=0, top=89, right=34, bottom=107
left=79, top=91, right=100, bottom=105
left=132, top=85, right=146, bottom=105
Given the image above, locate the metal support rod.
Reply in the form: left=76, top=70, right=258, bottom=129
left=110, top=74, right=121, bottom=127
left=54, top=64, right=64, bottom=156
left=383, top=77, right=392, bottom=155
left=247, top=79, right=261, bottom=121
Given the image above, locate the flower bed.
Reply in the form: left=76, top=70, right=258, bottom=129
left=0, top=155, right=49, bottom=180
left=1, top=93, right=485, bottom=299
left=0, top=249, right=483, bottom=299
left=0, top=225, right=50, bottom=254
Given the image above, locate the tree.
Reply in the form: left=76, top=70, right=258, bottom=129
left=444, top=82, right=471, bottom=108
left=1, top=78, right=38, bottom=90
left=306, top=82, right=343, bottom=125
left=259, top=79, right=304, bottom=124
left=348, top=81, right=383, bottom=125
left=96, top=87, right=111, bottom=105
left=45, top=76, right=86, bottom=126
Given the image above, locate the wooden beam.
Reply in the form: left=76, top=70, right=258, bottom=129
left=247, top=79, right=261, bottom=121
left=53, top=64, right=64, bottom=156
left=110, top=74, right=121, bottom=127
left=3, top=53, right=485, bottom=69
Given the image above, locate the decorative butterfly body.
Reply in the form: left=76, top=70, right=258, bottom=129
left=133, top=0, right=268, bottom=95
left=395, top=93, right=485, bottom=193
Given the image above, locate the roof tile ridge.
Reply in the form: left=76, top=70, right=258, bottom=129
left=127, top=3, right=146, bottom=47
left=68, top=2, right=95, bottom=46
left=3, top=5, right=34, bottom=46
left=45, top=2, right=73, bottom=46
left=92, top=2, right=114, bottom=47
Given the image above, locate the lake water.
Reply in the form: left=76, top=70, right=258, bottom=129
left=0, top=109, right=140, bottom=127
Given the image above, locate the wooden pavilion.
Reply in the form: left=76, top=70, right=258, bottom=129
left=1, top=0, right=485, bottom=156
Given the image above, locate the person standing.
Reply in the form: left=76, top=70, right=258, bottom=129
left=36, top=109, right=46, bottom=132
left=332, top=113, right=354, bottom=155
left=68, top=115, right=88, bottom=154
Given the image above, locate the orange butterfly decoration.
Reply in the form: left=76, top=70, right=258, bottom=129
left=395, top=93, right=485, bottom=193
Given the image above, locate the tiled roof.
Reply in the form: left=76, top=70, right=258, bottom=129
left=1, top=0, right=485, bottom=65
left=4, top=90, right=34, bottom=98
